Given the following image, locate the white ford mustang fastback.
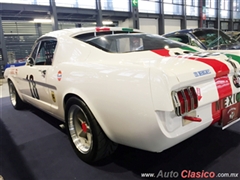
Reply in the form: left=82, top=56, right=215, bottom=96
left=4, top=27, right=240, bottom=164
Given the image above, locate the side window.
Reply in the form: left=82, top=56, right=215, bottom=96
left=30, top=43, right=40, bottom=60
left=116, top=37, right=143, bottom=52
left=130, top=37, right=143, bottom=51
left=118, top=38, right=130, bottom=52
left=35, top=40, right=57, bottom=65
left=35, top=44, right=46, bottom=65
left=109, top=40, right=118, bottom=52
left=166, top=36, right=183, bottom=43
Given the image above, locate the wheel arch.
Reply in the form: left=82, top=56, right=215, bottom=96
left=7, top=77, right=25, bottom=102
left=63, top=93, right=114, bottom=142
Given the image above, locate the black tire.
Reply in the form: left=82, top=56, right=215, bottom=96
left=8, top=80, right=25, bottom=110
left=65, top=97, right=117, bottom=164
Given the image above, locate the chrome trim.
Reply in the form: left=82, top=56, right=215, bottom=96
left=187, top=86, right=194, bottom=110
left=19, top=77, right=57, bottom=90
left=172, top=91, right=181, bottom=116
left=191, top=87, right=198, bottom=108
left=181, top=89, right=188, bottom=114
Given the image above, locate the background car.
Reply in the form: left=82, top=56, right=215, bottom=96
left=4, top=27, right=240, bottom=164
left=163, top=28, right=240, bottom=52
left=225, top=31, right=240, bottom=40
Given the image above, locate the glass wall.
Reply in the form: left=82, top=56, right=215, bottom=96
left=55, top=0, right=96, bottom=9
left=55, top=0, right=78, bottom=8
left=2, top=22, right=38, bottom=63
left=2, top=21, right=76, bottom=64
left=233, top=0, right=240, bottom=19
left=35, top=0, right=49, bottom=6
left=0, top=0, right=49, bottom=5
left=186, top=0, right=199, bottom=16
left=101, top=0, right=129, bottom=11
left=138, top=0, right=159, bottom=14
left=0, top=0, right=34, bottom=4
left=0, top=0, right=97, bottom=8
left=163, top=0, right=182, bottom=15
left=220, top=0, right=230, bottom=18
left=205, top=0, right=217, bottom=17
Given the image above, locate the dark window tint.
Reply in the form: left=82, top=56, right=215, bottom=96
left=75, top=31, right=139, bottom=41
left=79, top=33, right=187, bottom=53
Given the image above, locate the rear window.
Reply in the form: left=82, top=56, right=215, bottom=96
left=75, top=33, right=187, bottom=53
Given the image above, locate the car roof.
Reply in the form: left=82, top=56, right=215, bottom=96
left=40, top=27, right=141, bottom=39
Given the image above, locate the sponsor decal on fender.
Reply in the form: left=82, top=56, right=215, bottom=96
left=51, top=91, right=56, bottom=102
left=57, top=70, right=62, bottom=81
left=10, top=68, right=18, bottom=75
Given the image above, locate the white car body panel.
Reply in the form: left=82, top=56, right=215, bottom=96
left=4, top=27, right=240, bottom=153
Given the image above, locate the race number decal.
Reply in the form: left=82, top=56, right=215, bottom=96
left=26, top=75, right=40, bottom=99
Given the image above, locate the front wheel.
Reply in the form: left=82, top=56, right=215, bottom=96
left=8, top=80, right=25, bottom=110
left=65, top=97, right=117, bottom=164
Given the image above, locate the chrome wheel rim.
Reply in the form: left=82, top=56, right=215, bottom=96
left=9, top=82, right=17, bottom=106
left=68, top=105, right=93, bottom=154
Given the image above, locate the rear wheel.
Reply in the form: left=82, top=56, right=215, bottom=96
left=8, top=80, right=25, bottom=110
left=65, top=97, right=117, bottom=164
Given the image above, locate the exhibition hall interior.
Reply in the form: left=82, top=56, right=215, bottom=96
left=1, top=0, right=240, bottom=180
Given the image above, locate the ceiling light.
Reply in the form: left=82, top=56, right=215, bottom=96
left=103, top=21, right=113, bottom=25
left=33, top=19, right=51, bottom=23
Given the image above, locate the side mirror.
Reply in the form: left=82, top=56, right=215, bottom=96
left=26, top=57, right=34, bottom=66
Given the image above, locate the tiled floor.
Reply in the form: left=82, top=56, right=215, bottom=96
left=0, top=79, right=9, bottom=98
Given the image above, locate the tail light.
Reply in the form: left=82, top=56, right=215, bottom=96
left=172, top=87, right=198, bottom=116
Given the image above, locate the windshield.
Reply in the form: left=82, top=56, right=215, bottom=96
left=193, top=29, right=237, bottom=49
left=82, top=33, right=188, bottom=53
